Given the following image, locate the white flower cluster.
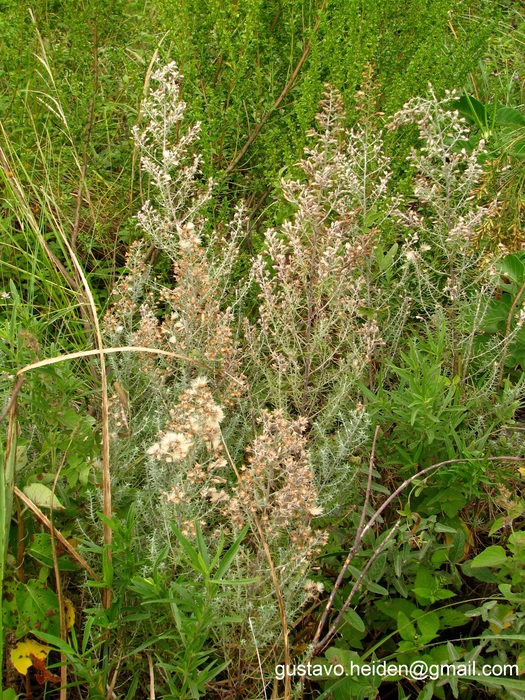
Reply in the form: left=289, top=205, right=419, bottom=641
left=146, top=431, right=193, bottom=463
left=146, top=377, right=225, bottom=463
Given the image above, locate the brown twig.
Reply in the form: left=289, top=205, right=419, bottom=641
left=106, top=655, right=121, bottom=700
left=147, top=652, right=156, bottom=700
left=312, top=521, right=400, bottom=655
left=50, top=449, right=71, bottom=700
left=0, top=375, right=25, bottom=423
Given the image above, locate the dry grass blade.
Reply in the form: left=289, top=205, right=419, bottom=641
left=14, top=487, right=99, bottom=581
left=16, top=346, right=211, bottom=377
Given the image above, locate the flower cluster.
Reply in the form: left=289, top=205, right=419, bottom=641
left=247, top=85, right=395, bottom=421
left=225, top=410, right=327, bottom=568
left=132, top=61, right=213, bottom=256
left=147, top=376, right=225, bottom=463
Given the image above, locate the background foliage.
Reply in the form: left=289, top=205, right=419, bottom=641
left=2, top=0, right=525, bottom=698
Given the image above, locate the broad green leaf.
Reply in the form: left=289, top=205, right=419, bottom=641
left=499, top=254, right=525, bottom=285
left=433, top=589, right=456, bottom=601
left=510, top=137, right=525, bottom=158
left=448, top=528, right=466, bottom=564
left=495, top=106, right=525, bottom=127
left=16, top=579, right=60, bottom=638
left=453, top=95, right=489, bottom=129
left=22, top=483, right=64, bottom=511
left=416, top=611, right=440, bottom=642
left=397, top=611, right=417, bottom=641
left=375, top=598, right=417, bottom=620
left=471, top=545, right=507, bottom=569
left=461, top=559, right=498, bottom=583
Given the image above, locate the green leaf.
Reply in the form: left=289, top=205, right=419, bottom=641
left=448, top=528, right=466, bottom=564
left=27, top=533, right=78, bottom=570
left=495, top=106, right=525, bottom=127
left=453, top=95, right=489, bottom=129
left=22, top=483, right=64, bottom=511
left=417, top=683, right=436, bottom=700
left=498, top=583, right=525, bottom=604
left=368, top=552, right=387, bottom=580
left=367, top=582, right=389, bottom=595
left=471, top=545, right=508, bottom=569
left=397, top=611, right=417, bottom=641
left=16, top=580, right=60, bottom=638
left=499, top=254, right=525, bottom=285
left=433, top=589, right=456, bottom=601
left=461, top=559, right=498, bottom=582
left=170, top=524, right=205, bottom=574
left=375, top=599, right=417, bottom=620
left=510, top=137, right=525, bottom=158
left=214, top=525, right=249, bottom=580
left=416, top=611, right=440, bottom=642
left=194, top=521, right=210, bottom=570
left=413, top=587, right=434, bottom=602
left=459, top=675, right=525, bottom=694
left=343, top=608, right=365, bottom=633
left=488, top=512, right=522, bottom=537
left=31, top=629, right=76, bottom=655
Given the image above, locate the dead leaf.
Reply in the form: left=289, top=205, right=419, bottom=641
left=10, top=639, right=50, bottom=675
left=30, top=653, right=61, bottom=684
left=64, top=598, right=75, bottom=630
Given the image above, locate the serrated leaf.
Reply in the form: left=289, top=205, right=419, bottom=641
left=23, top=483, right=64, bottom=511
